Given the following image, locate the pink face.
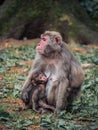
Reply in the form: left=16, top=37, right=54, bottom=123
left=36, top=36, right=48, bottom=52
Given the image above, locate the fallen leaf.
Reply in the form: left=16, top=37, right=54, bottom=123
left=0, top=124, right=8, bottom=130
left=81, top=64, right=93, bottom=69
left=28, top=125, right=40, bottom=130
left=0, top=75, right=3, bottom=80
left=88, top=45, right=98, bottom=50
left=71, top=47, right=89, bottom=54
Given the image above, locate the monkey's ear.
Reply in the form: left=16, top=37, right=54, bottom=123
left=55, top=35, right=62, bottom=43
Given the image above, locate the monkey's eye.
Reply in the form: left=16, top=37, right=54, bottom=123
left=42, top=37, right=47, bottom=41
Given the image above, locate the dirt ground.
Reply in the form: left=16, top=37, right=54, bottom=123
left=0, top=38, right=40, bottom=50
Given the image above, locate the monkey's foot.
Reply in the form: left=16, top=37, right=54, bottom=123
left=37, top=108, right=52, bottom=114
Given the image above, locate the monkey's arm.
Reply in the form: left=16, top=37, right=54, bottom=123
left=56, top=78, right=69, bottom=114
left=21, top=68, right=36, bottom=92
left=21, top=61, right=43, bottom=92
left=21, top=67, right=35, bottom=104
left=21, top=60, right=44, bottom=104
left=21, top=83, right=33, bottom=104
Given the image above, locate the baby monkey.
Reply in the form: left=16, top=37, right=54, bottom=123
left=21, top=72, right=55, bottom=113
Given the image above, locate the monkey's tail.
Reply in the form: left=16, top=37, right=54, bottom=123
left=38, top=100, right=55, bottom=111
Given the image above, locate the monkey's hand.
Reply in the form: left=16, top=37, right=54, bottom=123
left=21, top=91, right=29, bottom=104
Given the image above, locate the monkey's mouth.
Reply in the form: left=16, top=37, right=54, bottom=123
left=36, top=47, right=44, bottom=55
left=36, top=46, right=41, bottom=51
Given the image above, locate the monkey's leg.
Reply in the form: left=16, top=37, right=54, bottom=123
left=31, top=89, right=40, bottom=112
left=56, top=79, right=69, bottom=114
left=38, top=100, right=55, bottom=111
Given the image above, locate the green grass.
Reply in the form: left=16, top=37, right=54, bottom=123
left=0, top=44, right=98, bottom=130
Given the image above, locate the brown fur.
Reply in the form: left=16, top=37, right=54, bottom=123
left=21, top=73, right=55, bottom=113
left=21, top=31, right=85, bottom=114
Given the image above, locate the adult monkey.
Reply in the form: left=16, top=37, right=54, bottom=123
left=21, top=31, right=85, bottom=114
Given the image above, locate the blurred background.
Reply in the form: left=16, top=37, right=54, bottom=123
left=0, top=0, right=98, bottom=44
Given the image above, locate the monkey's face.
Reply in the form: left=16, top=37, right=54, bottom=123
left=35, top=73, right=48, bottom=84
left=36, top=31, right=62, bottom=57
left=38, top=73, right=47, bottom=82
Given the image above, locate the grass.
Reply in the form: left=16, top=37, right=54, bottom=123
left=0, top=43, right=98, bottom=130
